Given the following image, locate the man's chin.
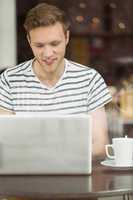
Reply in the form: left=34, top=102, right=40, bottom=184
left=43, top=65, right=56, bottom=73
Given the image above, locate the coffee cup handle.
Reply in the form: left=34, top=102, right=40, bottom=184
left=105, top=144, right=115, bottom=159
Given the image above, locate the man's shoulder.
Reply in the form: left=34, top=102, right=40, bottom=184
left=4, top=59, right=32, bottom=76
left=65, top=59, right=97, bottom=75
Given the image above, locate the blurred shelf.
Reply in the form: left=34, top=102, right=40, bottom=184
left=71, top=32, right=133, bottom=38
left=123, top=119, right=133, bottom=125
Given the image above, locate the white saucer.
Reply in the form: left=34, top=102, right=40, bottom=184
left=101, top=159, right=133, bottom=170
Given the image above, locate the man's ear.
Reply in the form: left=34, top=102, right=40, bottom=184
left=27, top=34, right=31, bottom=45
left=65, top=30, right=70, bottom=45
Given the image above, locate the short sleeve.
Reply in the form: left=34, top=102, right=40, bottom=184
left=0, top=71, right=13, bottom=111
left=87, top=70, right=112, bottom=112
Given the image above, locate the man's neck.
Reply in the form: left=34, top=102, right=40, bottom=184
left=32, top=59, right=65, bottom=88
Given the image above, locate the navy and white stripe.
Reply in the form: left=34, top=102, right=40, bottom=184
left=0, top=59, right=112, bottom=114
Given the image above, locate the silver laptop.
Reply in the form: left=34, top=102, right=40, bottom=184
left=0, top=114, right=92, bottom=175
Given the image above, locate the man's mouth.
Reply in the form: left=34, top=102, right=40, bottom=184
left=42, top=58, right=57, bottom=65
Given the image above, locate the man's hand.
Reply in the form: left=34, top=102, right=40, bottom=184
left=91, top=106, right=109, bottom=160
left=0, top=107, right=14, bottom=115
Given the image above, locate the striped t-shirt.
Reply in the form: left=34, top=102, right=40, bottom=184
left=0, top=59, right=112, bottom=114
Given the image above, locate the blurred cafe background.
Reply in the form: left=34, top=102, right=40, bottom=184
left=0, top=0, right=133, bottom=140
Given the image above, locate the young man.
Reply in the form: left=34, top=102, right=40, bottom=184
left=0, top=3, right=112, bottom=159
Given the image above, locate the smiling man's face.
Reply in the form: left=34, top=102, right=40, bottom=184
left=28, top=22, right=69, bottom=76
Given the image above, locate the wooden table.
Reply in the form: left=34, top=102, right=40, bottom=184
left=0, top=161, right=133, bottom=200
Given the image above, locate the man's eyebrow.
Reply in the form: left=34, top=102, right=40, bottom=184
left=50, top=40, right=61, bottom=44
left=32, top=42, right=45, bottom=46
left=32, top=39, right=62, bottom=45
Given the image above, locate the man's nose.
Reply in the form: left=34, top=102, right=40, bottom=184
left=43, top=46, right=53, bottom=58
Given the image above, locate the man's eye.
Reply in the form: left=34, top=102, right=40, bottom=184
left=36, top=45, right=43, bottom=48
left=51, top=42, right=60, bottom=46
left=32, top=43, right=43, bottom=48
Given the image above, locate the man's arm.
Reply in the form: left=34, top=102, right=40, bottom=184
left=91, top=106, right=109, bottom=160
left=0, top=107, right=14, bottom=115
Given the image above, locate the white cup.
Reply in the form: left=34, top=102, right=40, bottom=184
left=105, top=137, right=133, bottom=166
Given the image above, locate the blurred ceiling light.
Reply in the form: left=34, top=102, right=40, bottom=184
left=118, top=22, right=126, bottom=29
left=92, top=17, right=101, bottom=24
left=76, top=15, right=84, bottom=23
left=79, top=2, right=86, bottom=8
left=109, top=3, right=117, bottom=9
left=115, top=57, right=133, bottom=64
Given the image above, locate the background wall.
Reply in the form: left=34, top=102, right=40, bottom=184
left=0, top=0, right=16, bottom=69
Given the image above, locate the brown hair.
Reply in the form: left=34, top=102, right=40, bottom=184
left=24, top=3, right=70, bottom=34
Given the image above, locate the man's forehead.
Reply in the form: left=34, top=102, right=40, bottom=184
left=29, top=23, right=65, bottom=35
